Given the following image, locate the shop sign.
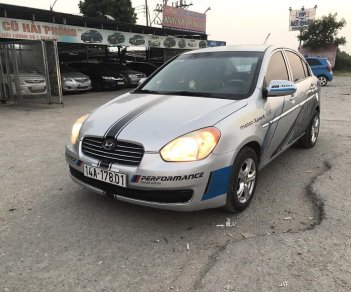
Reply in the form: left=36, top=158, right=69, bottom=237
left=0, top=17, right=207, bottom=50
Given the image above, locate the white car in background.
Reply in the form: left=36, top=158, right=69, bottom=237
left=2, top=67, right=47, bottom=96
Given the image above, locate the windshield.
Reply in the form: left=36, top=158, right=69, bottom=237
left=136, top=51, right=263, bottom=99
left=60, top=64, right=76, bottom=73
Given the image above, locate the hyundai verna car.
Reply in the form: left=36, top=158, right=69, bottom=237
left=66, top=45, right=320, bottom=212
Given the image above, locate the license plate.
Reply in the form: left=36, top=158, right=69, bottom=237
left=83, top=164, right=127, bottom=187
left=118, top=82, right=124, bottom=85
left=32, top=85, right=44, bottom=90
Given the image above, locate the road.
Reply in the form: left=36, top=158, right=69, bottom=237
left=0, top=77, right=350, bottom=291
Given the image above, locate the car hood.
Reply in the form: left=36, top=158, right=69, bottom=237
left=61, top=72, right=89, bottom=79
left=15, top=72, right=45, bottom=79
left=80, top=93, right=247, bottom=151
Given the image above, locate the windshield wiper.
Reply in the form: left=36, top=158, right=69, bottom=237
left=135, top=89, right=162, bottom=94
left=162, top=91, right=214, bottom=97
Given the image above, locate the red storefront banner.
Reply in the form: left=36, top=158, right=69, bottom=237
left=162, top=5, right=206, bottom=33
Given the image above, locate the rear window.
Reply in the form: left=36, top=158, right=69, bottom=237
left=306, top=58, right=321, bottom=66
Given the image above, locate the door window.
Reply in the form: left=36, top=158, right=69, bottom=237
left=265, top=51, right=289, bottom=85
left=285, top=51, right=307, bottom=82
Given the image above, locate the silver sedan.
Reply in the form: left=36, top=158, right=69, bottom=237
left=65, top=45, right=320, bottom=212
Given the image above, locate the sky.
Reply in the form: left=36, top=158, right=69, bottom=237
left=1, top=0, right=350, bottom=53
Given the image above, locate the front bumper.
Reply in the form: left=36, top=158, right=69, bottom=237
left=13, top=84, right=47, bottom=96
left=101, top=79, right=125, bottom=89
left=65, top=142, right=235, bottom=211
left=63, top=79, right=92, bottom=92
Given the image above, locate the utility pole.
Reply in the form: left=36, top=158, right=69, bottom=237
left=145, top=0, right=149, bottom=26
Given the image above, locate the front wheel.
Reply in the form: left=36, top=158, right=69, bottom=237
left=225, top=147, right=259, bottom=213
left=318, top=75, right=328, bottom=86
left=298, top=110, right=320, bottom=148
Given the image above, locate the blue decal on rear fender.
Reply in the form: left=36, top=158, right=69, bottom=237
left=202, top=166, right=232, bottom=201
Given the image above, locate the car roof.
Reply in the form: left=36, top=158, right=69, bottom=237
left=183, top=45, right=291, bottom=55
left=305, top=56, right=328, bottom=60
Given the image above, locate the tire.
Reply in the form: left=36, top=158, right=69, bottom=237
left=318, top=75, right=328, bottom=86
left=298, top=110, right=320, bottom=148
left=225, top=147, right=259, bottom=213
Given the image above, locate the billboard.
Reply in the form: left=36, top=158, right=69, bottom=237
left=162, top=5, right=206, bottom=33
left=0, top=17, right=207, bottom=50
left=289, top=7, right=316, bottom=31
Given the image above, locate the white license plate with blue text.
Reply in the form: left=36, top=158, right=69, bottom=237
left=83, top=164, right=127, bottom=187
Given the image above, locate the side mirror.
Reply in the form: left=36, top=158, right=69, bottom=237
left=266, top=80, right=297, bottom=97
left=137, top=77, right=147, bottom=87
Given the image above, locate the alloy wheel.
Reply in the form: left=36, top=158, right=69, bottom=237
left=237, top=158, right=256, bottom=204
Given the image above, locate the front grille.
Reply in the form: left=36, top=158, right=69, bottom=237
left=74, top=78, right=89, bottom=83
left=28, top=86, right=46, bottom=93
left=70, top=167, right=193, bottom=203
left=25, top=79, right=45, bottom=84
left=82, top=137, right=144, bottom=166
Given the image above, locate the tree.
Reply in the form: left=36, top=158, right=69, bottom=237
left=298, top=13, right=346, bottom=49
left=334, top=49, right=351, bottom=71
left=79, top=0, right=137, bottom=24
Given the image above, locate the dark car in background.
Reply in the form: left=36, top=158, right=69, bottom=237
left=81, top=30, right=103, bottom=43
left=60, top=63, right=92, bottom=93
left=69, top=63, right=125, bottom=91
left=125, top=62, right=158, bottom=77
left=129, top=35, right=145, bottom=46
left=164, top=37, right=176, bottom=48
left=103, top=62, right=146, bottom=86
left=305, top=57, right=333, bottom=86
left=108, top=32, right=125, bottom=45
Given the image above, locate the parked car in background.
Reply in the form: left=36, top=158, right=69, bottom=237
left=69, top=62, right=125, bottom=91
left=164, top=37, right=176, bottom=48
left=305, top=57, right=333, bottom=86
left=129, top=35, right=145, bottom=46
left=60, top=63, right=92, bottom=93
left=81, top=30, right=103, bottom=43
left=66, top=45, right=321, bottom=213
left=125, top=62, right=158, bottom=77
left=108, top=32, right=125, bottom=45
left=2, top=66, right=47, bottom=97
left=103, top=62, right=146, bottom=86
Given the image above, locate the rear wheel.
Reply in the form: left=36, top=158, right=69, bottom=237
left=318, top=75, right=328, bottom=86
left=298, top=110, right=320, bottom=148
left=225, top=147, right=258, bottom=213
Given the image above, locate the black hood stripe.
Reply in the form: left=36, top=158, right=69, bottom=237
left=104, top=97, right=171, bottom=138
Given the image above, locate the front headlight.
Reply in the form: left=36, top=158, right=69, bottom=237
left=71, top=114, right=89, bottom=145
left=160, top=127, right=221, bottom=162
left=102, top=76, right=115, bottom=80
